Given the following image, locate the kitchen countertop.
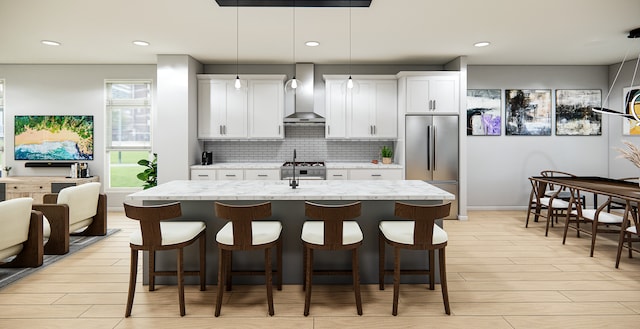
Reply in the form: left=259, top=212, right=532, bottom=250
left=126, top=179, right=451, bottom=201
left=190, top=162, right=403, bottom=169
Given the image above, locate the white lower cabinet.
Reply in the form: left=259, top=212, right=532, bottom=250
left=216, top=169, right=244, bottom=180
left=244, top=169, right=280, bottom=180
left=326, top=169, right=348, bottom=180
left=191, top=169, right=216, bottom=180
left=349, top=168, right=403, bottom=180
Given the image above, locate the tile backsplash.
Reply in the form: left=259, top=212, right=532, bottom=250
left=204, top=126, right=392, bottom=163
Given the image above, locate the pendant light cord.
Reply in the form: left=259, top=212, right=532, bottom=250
left=236, top=0, right=239, bottom=78
left=349, top=0, right=352, bottom=76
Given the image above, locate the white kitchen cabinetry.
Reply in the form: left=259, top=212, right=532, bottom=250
left=324, top=76, right=397, bottom=139
left=191, top=169, right=216, bottom=180
left=326, top=169, right=348, bottom=180
left=216, top=169, right=244, bottom=180
left=399, top=72, right=459, bottom=114
left=198, top=75, right=285, bottom=140
left=244, top=169, right=280, bottom=180
left=248, top=79, right=284, bottom=139
left=198, top=78, right=247, bottom=139
left=349, top=168, right=403, bottom=180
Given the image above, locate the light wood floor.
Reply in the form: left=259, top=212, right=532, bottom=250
left=1, top=210, right=640, bottom=329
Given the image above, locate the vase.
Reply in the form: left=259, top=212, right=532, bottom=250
left=382, top=157, right=392, bottom=164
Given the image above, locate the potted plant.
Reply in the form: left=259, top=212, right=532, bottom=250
left=3, top=166, right=12, bottom=177
left=381, top=146, right=393, bottom=164
left=137, top=153, right=157, bottom=189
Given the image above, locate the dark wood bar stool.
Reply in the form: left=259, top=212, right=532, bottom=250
left=301, top=201, right=363, bottom=316
left=214, top=202, right=283, bottom=316
left=378, top=202, right=451, bottom=316
left=123, top=202, right=206, bottom=317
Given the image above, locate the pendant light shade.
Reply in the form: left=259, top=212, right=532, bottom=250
left=345, top=0, right=358, bottom=92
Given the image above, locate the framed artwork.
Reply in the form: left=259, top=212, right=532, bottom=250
left=467, top=89, right=501, bottom=136
left=555, top=89, right=602, bottom=136
left=622, top=86, right=640, bottom=135
left=505, top=89, right=552, bottom=136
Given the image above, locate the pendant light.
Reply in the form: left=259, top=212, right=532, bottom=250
left=592, top=27, right=640, bottom=121
left=347, top=0, right=354, bottom=89
left=234, top=0, right=241, bottom=90
left=285, top=0, right=301, bottom=94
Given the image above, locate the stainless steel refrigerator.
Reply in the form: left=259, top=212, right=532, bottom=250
left=405, top=115, right=458, bottom=219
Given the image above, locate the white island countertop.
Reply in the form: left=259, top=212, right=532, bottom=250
left=126, top=180, right=453, bottom=201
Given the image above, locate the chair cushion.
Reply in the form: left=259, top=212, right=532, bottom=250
left=57, top=182, right=100, bottom=227
left=570, top=209, right=623, bottom=224
left=301, top=221, right=363, bottom=245
left=0, top=198, right=33, bottom=251
left=43, top=215, right=51, bottom=239
left=379, top=221, right=448, bottom=245
left=216, top=221, right=282, bottom=246
left=627, top=226, right=638, bottom=234
left=539, top=197, right=570, bottom=209
left=130, top=221, right=206, bottom=246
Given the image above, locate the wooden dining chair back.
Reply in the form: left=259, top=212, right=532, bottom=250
left=214, top=202, right=282, bottom=317
left=301, top=201, right=363, bottom=316
left=378, top=202, right=451, bottom=316
left=123, top=202, right=206, bottom=317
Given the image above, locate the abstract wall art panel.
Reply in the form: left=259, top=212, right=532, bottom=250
left=505, top=89, right=552, bottom=136
left=555, top=89, right=602, bottom=136
left=467, top=89, right=501, bottom=136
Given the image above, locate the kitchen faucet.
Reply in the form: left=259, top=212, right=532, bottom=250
left=290, top=149, right=298, bottom=189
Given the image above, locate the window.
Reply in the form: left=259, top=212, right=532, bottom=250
left=0, top=80, right=4, bottom=169
left=105, top=81, right=152, bottom=189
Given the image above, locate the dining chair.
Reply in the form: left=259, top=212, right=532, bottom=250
left=124, top=202, right=206, bottom=317
left=0, top=197, right=43, bottom=268
left=301, top=201, right=363, bottom=316
left=615, top=201, right=640, bottom=268
left=526, top=177, right=572, bottom=236
left=214, top=201, right=282, bottom=317
left=562, top=189, right=623, bottom=257
left=378, top=202, right=451, bottom=316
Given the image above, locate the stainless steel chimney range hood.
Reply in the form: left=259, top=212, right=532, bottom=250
left=284, top=63, right=325, bottom=125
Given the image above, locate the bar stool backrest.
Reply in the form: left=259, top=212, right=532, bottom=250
left=215, top=202, right=272, bottom=249
left=394, top=202, right=451, bottom=248
left=124, top=202, right=182, bottom=248
left=304, top=201, right=361, bottom=249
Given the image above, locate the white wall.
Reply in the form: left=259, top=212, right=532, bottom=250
left=467, top=65, right=610, bottom=209
left=0, top=64, right=156, bottom=205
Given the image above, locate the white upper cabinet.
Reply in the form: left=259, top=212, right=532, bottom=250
left=248, top=79, right=284, bottom=139
left=198, top=74, right=285, bottom=140
left=400, top=72, right=460, bottom=114
left=324, top=75, right=397, bottom=140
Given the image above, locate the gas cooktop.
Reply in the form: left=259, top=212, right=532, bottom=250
left=281, top=161, right=325, bottom=167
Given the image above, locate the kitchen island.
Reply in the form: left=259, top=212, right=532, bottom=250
left=126, top=180, right=455, bottom=284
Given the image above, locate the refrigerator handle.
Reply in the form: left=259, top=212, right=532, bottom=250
left=426, top=125, right=431, bottom=171
left=433, top=125, right=437, bottom=171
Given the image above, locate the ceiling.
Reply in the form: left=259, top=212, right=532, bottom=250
left=1, top=0, right=639, bottom=66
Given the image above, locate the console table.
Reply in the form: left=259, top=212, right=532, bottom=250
left=0, top=176, right=99, bottom=203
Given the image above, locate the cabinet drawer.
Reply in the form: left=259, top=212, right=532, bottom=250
left=191, top=169, right=216, bottom=180
left=327, top=169, right=348, bottom=180
left=217, top=169, right=244, bottom=180
left=244, top=169, right=280, bottom=180
left=6, top=183, right=50, bottom=193
left=349, top=169, right=402, bottom=180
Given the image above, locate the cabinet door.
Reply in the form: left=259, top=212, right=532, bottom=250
left=198, top=80, right=219, bottom=138
left=222, top=81, right=248, bottom=138
left=349, top=81, right=375, bottom=138
left=349, top=168, right=402, bottom=180
left=430, top=77, right=459, bottom=113
left=248, top=80, right=284, bottom=139
left=406, top=77, right=431, bottom=113
left=325, top=80, right=347, bottom=138
left=372, top=80, right=398, bottom=138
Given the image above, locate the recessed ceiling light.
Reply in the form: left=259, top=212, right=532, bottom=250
left=474, top=41, right=491, bottom=47
left=133, top=40, right=150, bottom=46
left=305, top=41, right=320, bottom=47
left=41, top=40, right=61, bottom=46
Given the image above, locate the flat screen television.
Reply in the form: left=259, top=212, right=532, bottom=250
left=14, top=115, right=94, bottom=161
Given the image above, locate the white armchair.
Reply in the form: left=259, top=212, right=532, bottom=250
left=33, top=182, right=107, bottom=255
left=0, top=197, right=44, bottom=267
